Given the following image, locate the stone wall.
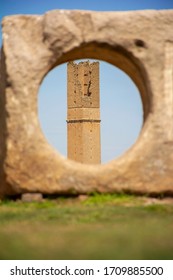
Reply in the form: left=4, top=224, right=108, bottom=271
left=0, top=9, right=173, bottom=197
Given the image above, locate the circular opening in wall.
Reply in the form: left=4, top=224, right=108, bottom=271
left=38, top=59, right=143, bottom=164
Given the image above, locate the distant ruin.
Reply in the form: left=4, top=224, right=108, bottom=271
left=67, top=61, right=101, bottom=164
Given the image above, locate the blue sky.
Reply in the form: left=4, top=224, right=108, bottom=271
left=1, top=1, right=173, bottom=163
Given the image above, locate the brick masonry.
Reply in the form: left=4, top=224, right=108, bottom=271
left=67, top=61, right=101, bottom=164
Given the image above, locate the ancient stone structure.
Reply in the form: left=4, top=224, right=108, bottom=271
left=1, top=9, right=173, bottom=198
left=67, top=61, right=101, bottom=164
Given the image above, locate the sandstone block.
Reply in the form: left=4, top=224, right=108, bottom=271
left=1, top=10, right=173, bottom=197
left=21, top=193, right=43, bottom=202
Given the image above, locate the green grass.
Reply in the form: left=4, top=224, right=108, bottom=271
left=0, top=194, right=173, bottom=259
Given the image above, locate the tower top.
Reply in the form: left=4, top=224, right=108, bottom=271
left=68, top=60, right=99, bottom=66
left=67, top=60, right=100, bottom=109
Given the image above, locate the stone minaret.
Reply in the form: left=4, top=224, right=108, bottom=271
left=67, top=61, right=101, bottom=164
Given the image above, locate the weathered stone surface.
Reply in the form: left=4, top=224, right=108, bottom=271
left=67, top=61, right=101, bottom=164
left=21, top=193, right=43, bottom=202
left=1, top=9, right=173, bottom=197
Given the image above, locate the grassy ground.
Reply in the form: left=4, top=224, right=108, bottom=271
left=0, top=193, right=173, bottom=260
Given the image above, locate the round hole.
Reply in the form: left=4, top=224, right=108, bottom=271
left=38, top=59, right=143, bottom=164
left=134, top=39, right=146, bottom=48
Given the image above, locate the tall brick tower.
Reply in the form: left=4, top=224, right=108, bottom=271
left=67, top=61, right=101, bottom=164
